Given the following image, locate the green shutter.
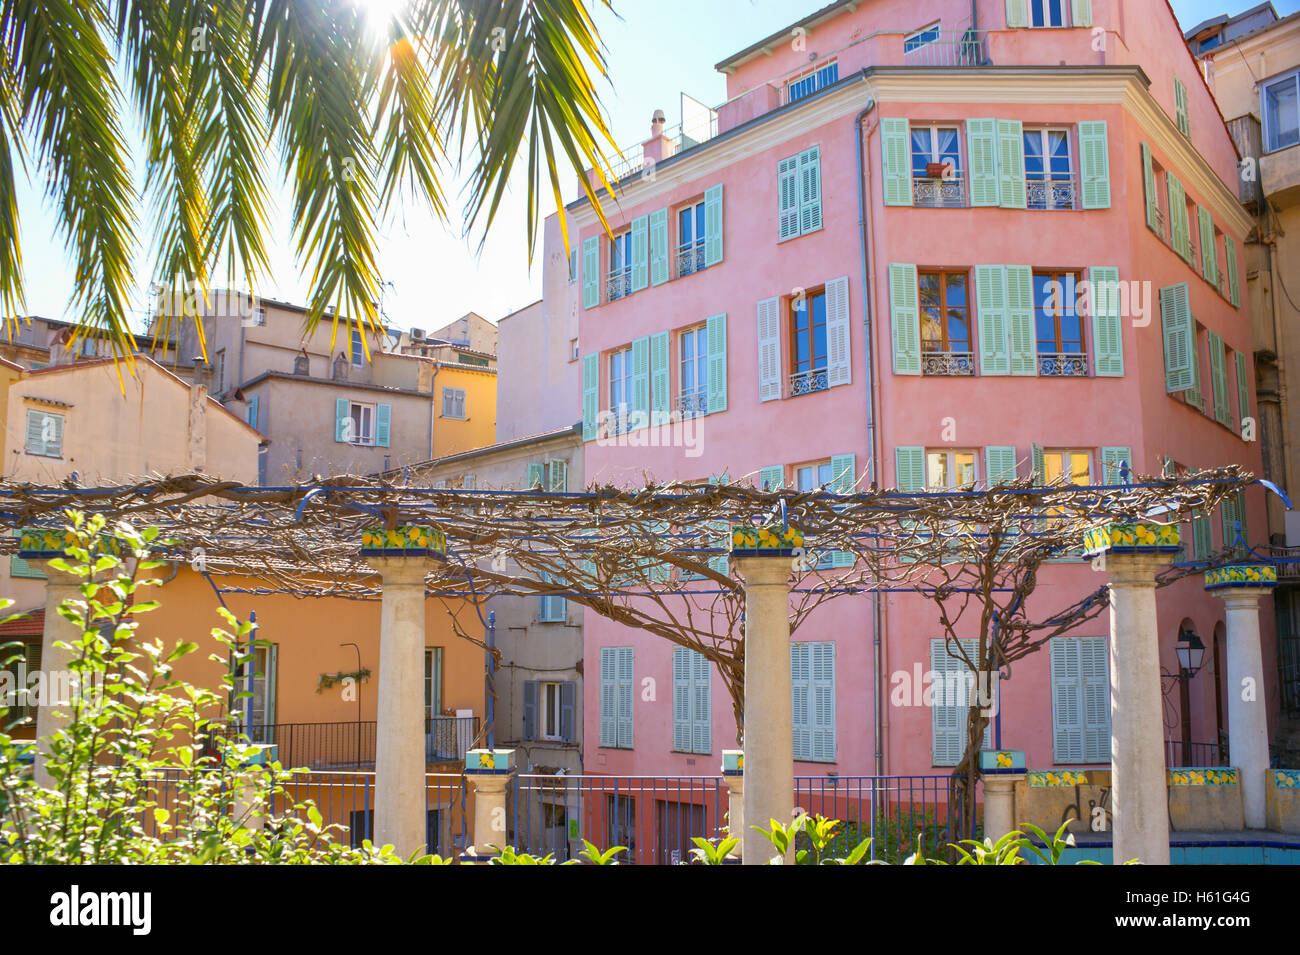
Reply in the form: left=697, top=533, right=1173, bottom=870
left=1236, top=490, right=1249, bottom=553
left=1167, top=174, right=1191, bottom=262
left=1236, top=350, right=1251, bottom=433
left=10, top=529, right=44, bottom=579
left=650, top=330, right=669, bottom=420
left=996, top=120, right=1026, bottom=209
left=1186, top=326, right=1204, bottom=411
left=889, top=263, right=921, bottom=375
left=1141, top=142, right=1161, bottom=235
left=1198, top=208, right=1217, bottom=285
left=334, top=397, right=349, bottom=443
left=648, top=208, right=669, bottom=286
left=707, top=474, right=729, bottom=576
left=830, top=454, right=856, bottom=493
left=895, top=446, right=926, bottom=492
left=1005, top=265, right=1036, bottom=375
left=966, top=118, right=999, bottom=207
left=985, top=446, right=1017, bottom=486
left=548, top=458, right=568, bottom=492
left=1031, top=443, right=1046, bottom=484
left=526, top=462, right=544, bottom=489
left=1090, top=266, right=1124, bottom=376
left=778, top=155, right=800, bottom=240
left=706, top=313, right=727, bottom=414
left=1160, top=283, right=1193, bottom=392
left=1208, top=330, right=1230, bottom=427
left=1079, top=121, right=1110, bottom=209
left=1051, top=637, right=1110, bottom=764
left=630, top=215, right=648, bottom=292
left=976, top=265, right=1010, bottom=375
left=1225, top=234, right=1240, bottom=306
left=375, top=403, right=391, bottom=447
left=759, top=465, right=784, bottom=491
left=1072, top=0, right=1092, bottom=27
left=673, top=648, right=692, bottom=751
left=1193, top=511, right=1212, bottom=559
left=582, top=236, right=600, bottom=308
left=1174, top=75, right=1190, bottom=138
left=932, top=638, right=991, bottom=765
left=799, top=145, right=822, bottom=233
left=703, top=183, right=723, bottom=266
left=811, top=643, right=836, bottom=761
left=1005, top=0, right=1028, bottom=28
left=881, top=118, right=911, bottom=207
left=1100, top=447, right=1132, bottom=485
left=1221, top=494, right=1238, bottom=553
left=791, top=642, right=811, bottom=760
left=582, top=352, right=599, bottom=441
left=631, top=336, right=650, bottom=427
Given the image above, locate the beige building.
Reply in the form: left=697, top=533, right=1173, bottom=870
left=1194, top=4, right=1300, bottom=734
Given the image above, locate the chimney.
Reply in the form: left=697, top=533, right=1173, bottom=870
left=642, top=108, right=676, bottom=165
left=650, top=108, right=665, bottom=139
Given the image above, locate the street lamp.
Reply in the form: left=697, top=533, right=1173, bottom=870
left=1175, top=628, right=1206, bottom=676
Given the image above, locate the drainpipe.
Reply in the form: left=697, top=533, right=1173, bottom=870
left=486, top=609, right=496, bottom=750
left=429, top=362, right=439, bottom=461
left=854, top=87, right=884, bottom=776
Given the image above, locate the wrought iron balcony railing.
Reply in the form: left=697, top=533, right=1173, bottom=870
left=902, top=29, right=989, bottom=67
left=922, top=350, right=975, bottom=376
left=599, top=408, right=633, bottom=436
left=211, top=716, right=481, bottom=769
left=675, top=244, right=706, bottom=278
left=912, top=177, right=967, bottom=208
left=789, top=368, right=830, bottom=397
left=1026, top=177, right=1077, bottom=210
left=676, top=389, right=708, bottom=418
left=605, top=270, right=632, bottom=302
left=1037, top=352, right=1088, bottom=377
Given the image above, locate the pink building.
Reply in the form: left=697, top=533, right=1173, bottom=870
left=548, top=0, right=1270, bottom=795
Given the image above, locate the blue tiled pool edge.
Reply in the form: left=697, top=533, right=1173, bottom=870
left=1028, top=838, right=1300, bottom=864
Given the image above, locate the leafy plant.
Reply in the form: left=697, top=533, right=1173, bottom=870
left=688, top=834, right=739, bottom=865
left=756, top=812, right=872, bottom=865
left=316, top=668, right=371, bottom=694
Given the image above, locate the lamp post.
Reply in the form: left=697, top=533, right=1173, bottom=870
left=1165, top=626, right=1206, bottom=768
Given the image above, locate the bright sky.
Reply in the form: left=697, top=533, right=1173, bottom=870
left=11, top=0, right=1300, bottom=337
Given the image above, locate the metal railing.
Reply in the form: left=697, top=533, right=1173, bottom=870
left=903, top=29, right=989, bottom=67
left=675, top=390, right=707, bottom=418
left=214, top=716, right=480, bottom=770
left=913, top=176, right=967, bottom=208
left=675, top=243, right=706, bottom=278
left=922, top=350, right=975, bottom=376
left=1164, top=738, right=1229, bottom=768
left=1037, top=352, right=1088, bottom=377
left=789, top=368, right=830, bottom=397
left=599, top=407, right=633, bottom=437
left=1027, top=177, right=1077, bottom=210
left=605, top=270, right=632, bottom=302
left=1270, top=546, right=1300, bottom=580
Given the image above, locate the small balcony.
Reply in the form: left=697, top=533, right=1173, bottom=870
left=675, top=243, right=707, bottom=279
left=922, top=350, right=975, bottom=376
left=902, top=29, right=989, bottom=68
left=213, top=716, right=481, bottom=770
left=676, top=389, right=707, bottom=418
left=789, top=368, right=829, bottom=397
left=913, top=176, right=967, bottom=208
left=599, top=407, right=633, bottom=436
left=605, top=270, right=633, bottom=303
left=1026, top=177, right=1077, bottom=211
left=1270, top=546, right=1300, bottom=582
left=1037, top=352, right=1088, bottom=377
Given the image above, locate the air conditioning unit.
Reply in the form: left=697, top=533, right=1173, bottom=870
left=410, top=327, right=426, bottom=341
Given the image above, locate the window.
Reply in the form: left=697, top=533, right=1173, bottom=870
left=608, top=346, right=633, bottom=431
left=1024, top=129, right=1074, bottom=209
left=8, top=638, right=40, bottom=721
left=541, top=682, right=563, bottom=740
left=569, top=338, right=579, bottom=362
left=351, top=328, right=365, bottom=366
left=10, top=529, right=45, bottom=579
left=678, top=325, right=708, bottom=418
left=676, top=200, right=706, bottom=277
left=791, top=642, right=835, bottom=762
left=1033, top=271, right=1085, bottom=376
left=25, top=409, right=64, bottom=458
left=910, top=126, right=964, bottom=207
left=599, top=647, right=634, bottom=748
left=606, top=794, right=636, bottom=858
left=1263, top=70, right=1300, bottom=153
left=608, top=231, right=633, bottom=300
left=246, top=643, right=277, bottom=742
left=903, top=22, right=941, bottom=53
left=790, top=287, right=829, bottom=395
left=926, top=450, right=977, bottom=490
left=1041, top=449, right=1091, bottom=487
left=524, top=680, right=574, bottom=743
left=1050, top=636, right=1111, bottom=763
left=672, top=647, right=711, bottom=754
left=787, top=61, right=838, bottom=103
left=348, top=401, right=375, bottom=446
left=525, top=459, right=567, bottom=492
left=214, top=350, right=225, bottom=392
left=930, top=638, right=993, bottom=766
left=538, top=568, right=566, bottom=623
left=247, top=395, right=259, bottom=430
left=441, top=386, right=466, bottom=419
left=568, top=248, right=578, bottom=282
left=778, top=147, right=822, bottom=240
left=919, top=270, right=972, bottom=374
left=795, top=461, right=833, bottom=491
left=1030, top=0, right=1068, bottom=27
left=424, top=647, right=443, bottom=723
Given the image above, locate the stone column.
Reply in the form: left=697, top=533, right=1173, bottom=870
left=733, top=554, right=794, bottom=865
left=462, top=749, right=515, bottom=862
left=364, top=555, right=429, bottom=857
left=1205, top=564, right=1277, bottom=830
left=33, top=564, right=87, bottom=788
left=978, top=750, right=1025, bottom=844
left=1083, top=522, right=1182, bottom=866
left=722, top=750, right=743, bottom=861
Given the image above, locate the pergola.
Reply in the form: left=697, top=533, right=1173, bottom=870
left=2, top=465, right=1277, bottom=863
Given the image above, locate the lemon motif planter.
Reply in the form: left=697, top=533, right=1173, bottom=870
left=729, top=524, right=804, bottom=558
left=979, top=749, right=1025, bottom=774
left=1080, top=521, right=1181, bottom=557
left=1168, top=767, right=1238, bottom=786
left=721, top=750, right=743, bottom=775
left=17, top=527, right=123, bottom=560
left=1203, top=563, right=1278, bottom=591
left=465, top=748, right=514, bottom=774
left=359, top=525, right=447, bottom=559
left=1027, top=770, right=1090, bottom=787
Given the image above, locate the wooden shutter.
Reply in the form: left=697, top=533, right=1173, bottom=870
left=375, top=403, right=391, bottom=447
left=996, top=120, right=1026, bottom=209
left=799, top=146, right=822, bottom=233
left=830, top=454, right=856, bottom=567
left=984, top=446, right=1017, bottom=486
left=630, top=214, right=648, bottom=292
left=673, top=647, right=692, bottom=751
left=975, top=265, right=1010, bottom=375
left=582, top=352, right=599, bottom=440
left=1141, top=142, right=1161, bottom=235
left=560, top=682, right=576, bottom=743
left=895, top=446, right=925, bottom=492
left=1174, top=75, right=1190, bottom=138
left=1051, top=639, right=1083, bottom=762
left=1167, top=174, right=1191, bottom=262
left=1089, top=266, right=1124, bottom=376
left=582, top=236, right=600, bottom=308
left=791, top=642, right=810, bottom=760
left=548, top=458, right=568, bottom=492
left=778, top=156, right=800, bottom=240
left=599, top=648, right=617, bottom=746
left=966, top=118, right=999, bottom=207
left=706, top=313, right=728, bottom=413
left=1193, top=511, right=1212, bottom=559
left=1160, top=283, right=1193, bottom=392
left=692, top=650, right=711, bottom=754
left=1100, top=446, right=1132, bottom=485
left=889, top=263, right=921, bottom=375
left=1080, top=637, right=1110, bottom=761
left=650, top=330, right=669, bottom=419
left=334, top=398, right=349, bottom=442
left=1225, top=235, right=1240, bottom=307
left=881, top=118, right=912, bottom=207
left=825, top=275, right=851, bottom=387
left=648, top=208, right=669, bottom=286
left=1072, top=0, right=1092, bottom=28
left=759, top=465, right=784, bottom=490
left=616, top=647, right=634, bottom=748
left=631, top=336, right=650, bottom=427
left=1221, top=494, right=1239, bottom=552
left=757, top=298, right=782, bottom=401
left=523, top=680, right=539, bottom=739
left=1005, top=0, right=1028, bottom=28
left=1236, top=351, right=1250, bottom=432
left=931, top=639, right=990, bottom=766
left=811, top=642, right=835, bottom=762
left=703, top=183, right=723, bottom=267
left=1186, top=326, right=1204, bottom=411
left=248, top=395, right=259, bottom=430
left=526, top=462, right=544, bottom=489
left=1005, top=265, right=1036, bottom=375
left=1198, top=208, right=1218, bottom=285
left=1031, top=443, right=1046, bottom=484
left=1079, top=121, right=1110, bottom=209
left=1208, top=331, right=1230, bottom=427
